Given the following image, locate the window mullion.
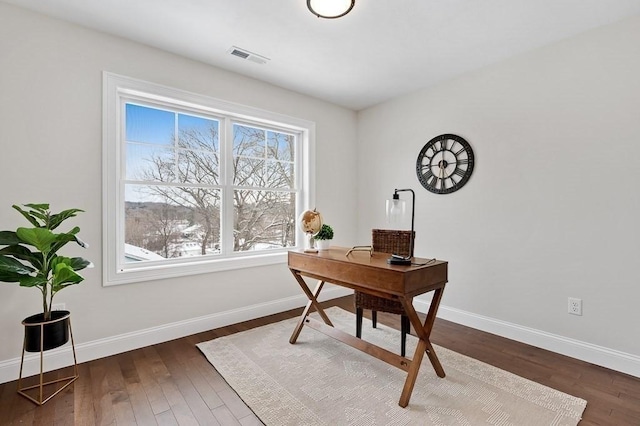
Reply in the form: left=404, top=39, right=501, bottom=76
left=221, top=118, right=235, bottom=255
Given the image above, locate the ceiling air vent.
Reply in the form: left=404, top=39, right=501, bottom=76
left=227, top=46, right=270, bottom=65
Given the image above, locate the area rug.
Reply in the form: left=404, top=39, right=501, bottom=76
left=197, top=307, right=586, bottom=425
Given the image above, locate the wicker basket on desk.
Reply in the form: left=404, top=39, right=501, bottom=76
left=355, top=229, right=414, bottom=356
left=371, top=229, right=413, bottom=257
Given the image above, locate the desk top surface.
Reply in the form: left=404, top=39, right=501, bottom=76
left=288, top=247, right=448, bottom=297
left=290, top=247, right=446, bottom=270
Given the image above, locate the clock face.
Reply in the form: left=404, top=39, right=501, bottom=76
left=416, top=134, right=475, bottom=194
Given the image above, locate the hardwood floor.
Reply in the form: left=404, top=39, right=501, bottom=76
left=1, top=296, right=638, bottom=425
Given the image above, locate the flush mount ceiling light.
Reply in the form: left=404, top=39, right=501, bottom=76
left=307, top=0, right=355, bottom=19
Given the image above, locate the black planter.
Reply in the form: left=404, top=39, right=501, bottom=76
left=22, top=311, right=71, bottom=352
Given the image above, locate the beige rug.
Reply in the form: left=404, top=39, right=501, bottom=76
left=197, top=307, right=586, bottom=425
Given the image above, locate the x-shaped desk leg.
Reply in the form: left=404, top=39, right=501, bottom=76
left=397, top=286, right=446, bottom=407
left=289, top=270, right=333, bottom=344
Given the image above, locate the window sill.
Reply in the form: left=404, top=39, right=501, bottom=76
left=104, top=250, right=288, bottom=286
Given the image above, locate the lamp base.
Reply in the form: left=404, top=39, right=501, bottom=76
left=387, top=256, right=412, bottom=265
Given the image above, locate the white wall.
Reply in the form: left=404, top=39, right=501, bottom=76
left=0, top=3, right=357, bottom=380
left=358, top=14, right=640, bottom=372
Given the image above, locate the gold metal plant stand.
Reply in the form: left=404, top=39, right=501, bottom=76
left=17, top=312, right=79, bottom=405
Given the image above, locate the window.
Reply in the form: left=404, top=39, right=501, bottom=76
left=103, top=73, right=315, bottom=285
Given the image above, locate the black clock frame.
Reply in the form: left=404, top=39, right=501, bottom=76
left=416, top=134, right=475, bottom=194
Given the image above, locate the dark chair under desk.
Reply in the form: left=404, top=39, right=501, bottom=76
left=354, top=229, right=413, bottom=357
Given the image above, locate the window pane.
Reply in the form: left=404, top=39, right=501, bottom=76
left=267, top=131, right=294, bottom=161
left=233, top=124, right=265, bottom=158
left=233, top=190, right=296, bottom=252
left=177, top=115, right=219, bottom=185
left=176, top=149, right=219, bottom=185
left=126, top=143, right=175, bottom=181
left=126, top=104, right=174, bottom=145
left=233, top=157, right=264, bottom=186
left=125, top=184, right=221, bottom=262
left=265, top=160, right=294, bottom=189
left=233, top=126, right=295, bottom=188
left=178, top=114, right=219, bottom=151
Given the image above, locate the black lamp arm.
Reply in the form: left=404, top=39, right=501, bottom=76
left=394, top=188, right=415, bottom=259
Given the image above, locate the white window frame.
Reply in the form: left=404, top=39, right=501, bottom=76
left=103, top=72, right=315, bottom=286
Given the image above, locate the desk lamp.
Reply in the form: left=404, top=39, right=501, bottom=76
left=385, top=188, right=415, bottom=265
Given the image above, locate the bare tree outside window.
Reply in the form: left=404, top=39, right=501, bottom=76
left=123, top=104, right=297, bottom=262
left=232, top=124, right=296, bottom=251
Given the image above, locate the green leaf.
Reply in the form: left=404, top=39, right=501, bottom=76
left=50, top=256, right=70, bottom=268
left=49, top=208, right=83, bottom=230
left=0, top=255, right=33, bottom=274
left=48, top=227, right=81, bottom=256
left=51, top=256, right=78, bottom=270
left=52, top=263, right=84, bottom=291
left=0, top=231, right=20, bottom=246
left=0, top=245, right=43, bottom=269
left=12, top=205, right=42, bottom=227
left=0, top=270, right=26, bottom=282
left=0, top=255, right=34, bottom=282
left=52, top=256, right=91, bottom=271
left=53, top=226, right=79, bottom=243
left=19, top=275, right=48, bottom=288
left=69, top=256, right=91, bottom=271
left=16, top=227, right=57, bottom=252
left=23, top=203, right=50, bottom=211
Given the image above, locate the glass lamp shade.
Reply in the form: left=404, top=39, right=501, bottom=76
left=386, top=197, right=406, bottom=224
left=384, top=188, right=415, bottom=264
left=307, top=0, right=355, bottom=19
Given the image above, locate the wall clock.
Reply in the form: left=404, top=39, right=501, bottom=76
left=416, top=134, right=475, bottom=194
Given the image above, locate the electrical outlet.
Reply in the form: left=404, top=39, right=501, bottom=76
left=568, top=298, right=582, bottom=316
left=52, top=303, right=66, bottom=311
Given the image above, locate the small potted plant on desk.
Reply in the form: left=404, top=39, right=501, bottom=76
left=0, top=203, right=91, bottom=404
left=315, top=224, right=334, bottom=250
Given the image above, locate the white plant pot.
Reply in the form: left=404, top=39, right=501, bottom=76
left=316, top=239, right=332, bottom=250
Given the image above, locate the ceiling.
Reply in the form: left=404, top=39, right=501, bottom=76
left=5, top=0, right=640, bottom=110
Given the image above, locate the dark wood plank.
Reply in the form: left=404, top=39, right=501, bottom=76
left=180, top=353, right=224, bottom=411
left=155, top=340, right=221, bottom=425
left=0, top=295, right=637, bottom=425
left=238, top=412, right=264, bottom=426
left=216, top=388, right=254, bottom=421
left=30, top=378, right=56, bottom=425
left=154, top=365, right=199, bottom=425
left=102, top=355, right=137, bottom=424
left=211, top=404, right=243, bottom=426
left=72, top=363, right=96, bottom=426
left=117, top=351, right=158, bottom=425
left=131, top=346, right=171, bottom=416
left=87, top=359, right=117, bottom=425
left=1, top=370, right=34, bottom=425
left=52, top=370, right=76, bottom=425
left=155, top=409, right=179, bottom=426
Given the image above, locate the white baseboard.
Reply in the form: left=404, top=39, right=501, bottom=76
left=0, top=286, right=353, bottom=384
left=413, top=300, right=640, bottom=379
left=3, top=291, right=637, bottom=385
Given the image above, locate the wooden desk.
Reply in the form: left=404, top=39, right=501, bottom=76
left=288, top=247, right=448, bottom=407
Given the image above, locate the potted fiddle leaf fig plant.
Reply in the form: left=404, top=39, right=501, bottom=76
left=0, top=204, right=91, bottom=352
left=315, top=224, right=334, bottom=250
